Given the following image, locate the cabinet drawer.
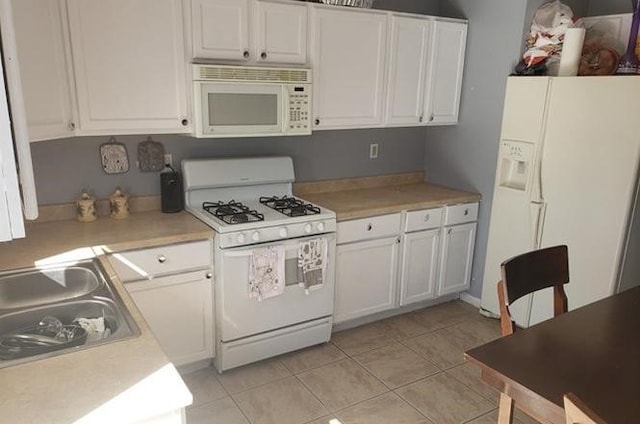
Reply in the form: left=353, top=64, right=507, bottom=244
left=444, top=202, right=478, bottom=226
left=109, top=240, right=212, bottom=282
left=337, top=213, right=401, bottom=244
left=404, top=207, right=443, bottom=232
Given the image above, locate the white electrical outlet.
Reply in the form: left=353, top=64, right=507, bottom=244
left=369, top=143, right=379, bottom=159
left=163, top=153, right=172, bottom=167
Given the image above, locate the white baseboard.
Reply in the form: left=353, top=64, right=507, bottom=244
left=459, top=292, right=481, bottom=308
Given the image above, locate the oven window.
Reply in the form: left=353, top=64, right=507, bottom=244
left=208, top=93, right=278, bottom=126
left=284, top=256, right=300, bottom=287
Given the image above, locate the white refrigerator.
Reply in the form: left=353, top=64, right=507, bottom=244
left=481, top=76, right=640, bottom=328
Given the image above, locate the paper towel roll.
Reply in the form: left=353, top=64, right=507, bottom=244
left=558, top=28, right=586, bottom=76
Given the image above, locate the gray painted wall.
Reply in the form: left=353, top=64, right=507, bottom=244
left=423, top=0, right=530, bottom=299
left=31, top=127, right=427, bottom=205
left=422, top=0, right=594, bottom=300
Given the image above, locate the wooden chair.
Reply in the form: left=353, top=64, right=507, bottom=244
left=495, top=245, right=569, bottom=424
left=564, top=393, right=607, bottom=424
left=497, top=244, right=569, bottom=336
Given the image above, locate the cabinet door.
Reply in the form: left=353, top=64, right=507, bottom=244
left=0, top=61, right=24, bottom=242
left=385, top=15, right=431, bottom=126
left=335, top=236, right=399, bottom=323
left=255, top=1, right=307, bottom=64
left=127, top=270, right=214, bottom=366
left=424, top=21, right=466, bottom=125
left=400, top=229, right=439, bottom=306
left=191, top=0, right=250, bottom=61
left=11, top=0, right=75, bottom=141
left=312, top=7, right=387, bottom=129
left=438, top=222, right=476, bottom=296
left=67, top=0, right=189, bottom=134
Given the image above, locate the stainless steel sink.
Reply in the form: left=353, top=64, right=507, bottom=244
left=0, top=264, right=101, bottom=310
left=0, top=259, right=140, bottom=368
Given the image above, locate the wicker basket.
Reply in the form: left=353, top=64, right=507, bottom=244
left=306, top=0, right=374, bottom=8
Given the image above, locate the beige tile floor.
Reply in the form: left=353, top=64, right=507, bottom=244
left=182, top=300, right=539, bottom=424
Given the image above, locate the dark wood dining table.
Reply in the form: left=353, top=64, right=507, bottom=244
left=465, top=285, right=640, bottom=424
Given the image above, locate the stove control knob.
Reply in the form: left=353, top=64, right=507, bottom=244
left=252, top=231, right=260, bottom=242
left=237, top=233, right=246, bottom=244
left=317, top=222, right=325, bottom=232
left=304, top=223, right=312, bottom=233
left=279, top=228, right=288, bottom=237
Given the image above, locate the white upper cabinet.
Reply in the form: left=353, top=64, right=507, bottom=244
left=11, top=0, right=75, bottom=142
left=255, top=1, right=307, bottom=64
left=311, top=6, right=387, bottom=129
left=191, top=0, right=251, bottom=61
left=0, top=60, right=25, bottom=242
left=385, top=15, right=431, bottom=126
left=191, top=0, right=308, bottom=64
left=424, top=20, right=467, bottom=125
left=67, top=0, right=190, bottom=134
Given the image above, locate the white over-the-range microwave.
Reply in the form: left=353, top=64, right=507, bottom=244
left=192, top=64, right=312, bottom=138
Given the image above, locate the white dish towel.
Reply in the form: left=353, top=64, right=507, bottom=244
left=249, top=246, right=285, bottom=302
left=298, top=238, right=328, bottom=293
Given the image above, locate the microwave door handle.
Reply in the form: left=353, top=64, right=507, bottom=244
left=283, top=88, right=290, bottom=131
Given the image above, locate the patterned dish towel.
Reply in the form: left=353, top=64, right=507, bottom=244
left=249, top=246, right=285, bottom=301
left=298, top=238, right=328, bottom=293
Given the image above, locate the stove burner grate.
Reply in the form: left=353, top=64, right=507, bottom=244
left=203, top=201, right=264, bottom=225
left=259, top=195, right=321, bottom=217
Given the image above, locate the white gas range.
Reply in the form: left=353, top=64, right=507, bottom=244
left=182, top=157, right=337, bottom=372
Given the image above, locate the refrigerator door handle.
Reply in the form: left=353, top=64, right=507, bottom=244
left=530, top=200, right=547, bottom=249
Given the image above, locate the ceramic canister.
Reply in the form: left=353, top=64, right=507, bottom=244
left=76, top=192, right=97, bottom=222
left=109, top=188, right=130, bottom=219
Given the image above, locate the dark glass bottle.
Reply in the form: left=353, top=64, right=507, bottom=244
left=617, top=0, right=640, bottom=74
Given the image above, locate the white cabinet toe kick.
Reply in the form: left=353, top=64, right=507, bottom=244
left=215, top=317, right=332, bottom=372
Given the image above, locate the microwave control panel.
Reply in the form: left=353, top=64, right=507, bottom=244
left=287, top=84, right=311, bottom=134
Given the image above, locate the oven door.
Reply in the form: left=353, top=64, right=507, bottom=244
left=197, top=82, right=285, bottom=137
left=216, top=233, right=336, bottom=342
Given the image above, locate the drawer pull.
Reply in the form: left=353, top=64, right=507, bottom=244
left=424, top=214, right=430, bottom=221
left=206, top=272, right=212, bottom=279
left=157, top=255, right=167, bottom=264
left=464, top=209, right=469, bottom=216
left=366, top=224, right=373, bottom=231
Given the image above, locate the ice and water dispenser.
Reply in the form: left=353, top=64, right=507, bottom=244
left=498, top=140, right=534, bottom=191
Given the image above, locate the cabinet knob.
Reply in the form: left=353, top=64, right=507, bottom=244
left=424, top=214, right=430, bottom=221
left=429, top=114, right=434, bottom=122
left=68, top=122, right=76, bottom=131
left=181, top=118, right=189, bottom=126
left=314, top=118, right=320, bottom=125
left=157, top=255, right=167, bottom=264
left=447, top=228, right=452, bottom=235
left=206, top=272, right=212, bottom=279
left=419, top=115, right=424, bottom=123
left=243, top=50, right=250, bottom=59
left=366, top=224, right=373, bottom=231
left=464, top=209, right=469, bottom=216
left=261, top=52, right=267, bottom=60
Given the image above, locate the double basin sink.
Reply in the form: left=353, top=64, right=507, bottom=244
left=0, top=259, right=140, bottom=368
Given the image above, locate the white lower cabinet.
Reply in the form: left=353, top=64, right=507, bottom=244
left=437, top=202, right=478, bottom=296
left=400, top=228, right=439, bottom=305
left=438, top=222, right=476, bottom=296
left=334, top=213, right=401, bottom=324
left=127, top=270, right=213, bottom=366
left=334, top=203, right=478, bottom=323
left=109, top=240, right=214, bottom=366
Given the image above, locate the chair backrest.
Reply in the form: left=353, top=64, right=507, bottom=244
left=497, top=245, right=569, bottom=335
left=564, top=393, right=607, bottom=424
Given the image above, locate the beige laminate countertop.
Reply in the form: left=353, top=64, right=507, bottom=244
left=0, top=211, right=213, bottom=423
left=296, top=178, right=481, bottom=221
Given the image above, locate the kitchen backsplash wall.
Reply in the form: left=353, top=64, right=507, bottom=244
left=31, top=127, right=427, bottom=205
